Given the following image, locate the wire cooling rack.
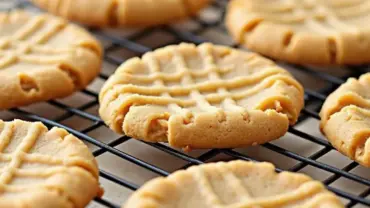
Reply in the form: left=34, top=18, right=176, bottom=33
left=1, top=0, right=370, bottom=207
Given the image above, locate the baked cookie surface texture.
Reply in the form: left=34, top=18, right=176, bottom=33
left=31, top=0, right=211, bottom=27
left=226, top=0, right=370, bottom=65
left=124, top=160, right=344, bottom=208
left=0, top=119, right=101, bottom=208
left=0, top=11, right=102, bottom=110
left=99, top=43, right=304, bottom=149
left=320, top=73, right=370, bottom=167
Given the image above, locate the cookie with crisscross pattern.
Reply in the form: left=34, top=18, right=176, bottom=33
left=31, top=0, right=211, bottom=27
left=0, top=10, right=102, bottom=110
left=124, top=160, right=344, bottom=208
left=0, top=119, right=101, bottom=208
left=227, top=0, right=370, bottom=65
left=99, top=43, right=304, bottom=149
left=320, top=73, right=370, bottom=167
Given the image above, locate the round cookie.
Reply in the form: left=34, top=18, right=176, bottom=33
left=320, top=73, right=370, bottom=167
left=31, top=0, right=211, bottom=27
left=124, top=160, right=344, bottom=208
left=226, top=0, right=370, bottom=65
left=0, top=10, right=102, bottom=110
left=0, top=119, right=101, bottom=208
left=99, top=43, right=304, bottom=149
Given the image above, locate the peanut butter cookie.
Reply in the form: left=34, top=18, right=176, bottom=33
left=320, top=73, right=370, bottom=167
left=0, top=119, right=101, bottom=208
left=227, top=0, right=370, bottom=65
left=124, top=160, right=343, bottom=208
left=0, top=10, right=102, bottom=110
left=99, top=43, right=304, bottom=149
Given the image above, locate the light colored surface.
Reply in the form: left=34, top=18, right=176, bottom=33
left=0, top=1, right=369, bottom=208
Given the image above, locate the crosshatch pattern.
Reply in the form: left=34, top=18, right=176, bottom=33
left=0, top=0, right=369, bottom=208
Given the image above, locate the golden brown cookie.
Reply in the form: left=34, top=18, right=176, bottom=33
left=99, top=43, right=304, bottom=149
left=226, top=0, right=370, bottom=65
left=320, top=73, right=370, bottom=167
left=0, top=119, right=101, bottom=208
left=30, top=0, right=211, bottom=27
left=0, top=10, right=102, bottom=110
left=124, top=160, right=344, bottom=208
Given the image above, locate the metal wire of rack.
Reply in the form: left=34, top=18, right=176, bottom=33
left=1, top=0, right=370, bottom=207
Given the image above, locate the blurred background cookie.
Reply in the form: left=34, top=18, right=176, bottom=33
left=226, top=0, right=370, bottom=65
left=30, top=0, right=211, bottom=27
